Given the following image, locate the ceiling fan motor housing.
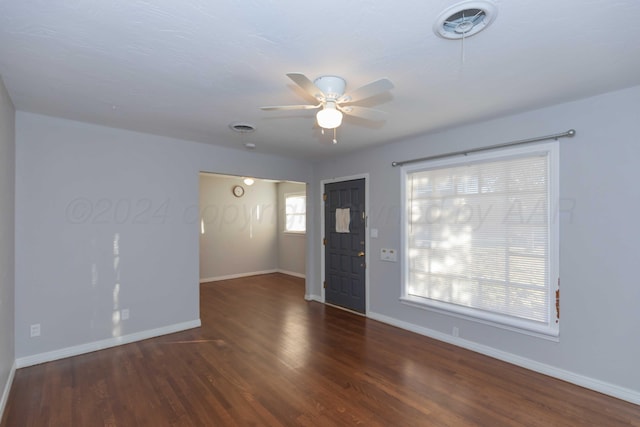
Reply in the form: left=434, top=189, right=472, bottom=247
left=313, top=76, right=346, bottom=100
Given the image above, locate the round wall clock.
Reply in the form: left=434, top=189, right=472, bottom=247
left=232, top=185, right=245, bottom=197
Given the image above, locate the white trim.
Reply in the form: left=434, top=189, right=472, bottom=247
left=199, top=269, right=278, bottom=283
left=277, top=269, right=305, bottom=279
left=304, top=294, right=323, bottom=303
left=201, top=270, right=304, bottom=282
left=320, top=173, right=370, bottom=312
left=0, top=360, right=16, bottom=421
left=399, top=297, right=560, bottom=342
left=367, top=311, right=640, bottom=405
left=15, top=319, right=201, bottom=368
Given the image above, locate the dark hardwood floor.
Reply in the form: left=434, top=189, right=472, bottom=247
left=2, top=273, right=639, bottom=426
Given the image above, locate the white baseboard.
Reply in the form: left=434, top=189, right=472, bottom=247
left=367, top=311, right=640, bottom=406
left=200, top=269, right=305, bottom=282
left=304, top=294, right=323, bottom=303
left=15, top=319, right=201, bottom=369
left=200, top=269, right=278, bottom=283
left=0, top=360, right=16, bottom=421
left=277, top=269, right=306, bottom=279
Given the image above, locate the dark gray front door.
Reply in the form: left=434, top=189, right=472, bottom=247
left=324, top=179, right=366, bottom=313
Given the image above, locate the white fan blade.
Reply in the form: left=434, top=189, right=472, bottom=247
left=340, top=78, right=394, bottom=103
left=260, top=104, right=321, bottom=111
left=286, top=73, right=325, bottom=100
left=339, top=105, right=387, bottom=121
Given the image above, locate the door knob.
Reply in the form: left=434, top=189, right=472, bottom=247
left=358, top=251, right=365, bottom=257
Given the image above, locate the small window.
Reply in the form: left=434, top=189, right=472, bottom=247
left=401, top=142, right=559, bottom=337
left=285, top=193, right=306, bottom=233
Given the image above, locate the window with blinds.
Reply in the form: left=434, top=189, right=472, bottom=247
left=401, top=142, right=559, bottom=337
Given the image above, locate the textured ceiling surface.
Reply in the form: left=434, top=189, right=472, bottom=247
left=1, top=0, right=639, bottom=160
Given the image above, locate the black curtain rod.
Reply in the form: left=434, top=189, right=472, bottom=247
left=391, top=129, right=576, bottom=167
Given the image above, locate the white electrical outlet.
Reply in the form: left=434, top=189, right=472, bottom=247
left=30, top=323, right=41, bottom=338
left=452, top=327, right=459, bottom=337
left=121, top=309, right=130, bottom=320
left=380, top=248, right=398, bottom=262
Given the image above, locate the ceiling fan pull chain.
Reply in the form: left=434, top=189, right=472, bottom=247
left=460, top=10, right=466, bottom=65
left=333, top=128, right=338, bottom=144
left=461, top=14, right=466, bottom=65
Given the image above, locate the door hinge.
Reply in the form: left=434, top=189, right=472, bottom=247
left=323, top=237, right=327, bottom=245
left=323, top=281, right=327, bottom=289
left=323, top=193, right=327, bottom=201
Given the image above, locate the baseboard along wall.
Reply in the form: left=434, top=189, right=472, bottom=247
left=200, top=269, right=304, bottom=283
left=0, top=361, right=16, bottom=422
left=15, top=320, right=201, bottom=369
left=367, top=311, right=640, bottom=406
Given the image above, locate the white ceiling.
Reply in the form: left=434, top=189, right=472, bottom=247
left=1, top=0, right=639, bottom=160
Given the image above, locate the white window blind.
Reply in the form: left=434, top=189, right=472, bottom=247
left=285, top=194, right=306, bottom=233
left=402, top=143, right=559, bottom=336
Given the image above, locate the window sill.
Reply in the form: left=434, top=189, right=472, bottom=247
left=283, top=231, right=306, bottom=235
left=399, top=296, right=559, bottom=342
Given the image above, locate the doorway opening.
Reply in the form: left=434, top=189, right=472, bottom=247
left=198, top=172, right=307, bottom=284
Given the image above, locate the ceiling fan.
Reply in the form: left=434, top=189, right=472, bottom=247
left=261, top=73, right=394, bottom=131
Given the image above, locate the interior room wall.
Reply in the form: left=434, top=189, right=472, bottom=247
left=0, top=76, right=16, bottom=416
left=199, top=174, right=278, bottom=281
left=14, top=112, right=312, bottom=363
left=277, top=182, right=306, bottom=277
left=312, top=85, right=640, bottom=402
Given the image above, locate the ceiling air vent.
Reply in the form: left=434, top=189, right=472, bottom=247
left=229, top=122, right=256, bottom=133
left=434, top=1, right=498, bottom=39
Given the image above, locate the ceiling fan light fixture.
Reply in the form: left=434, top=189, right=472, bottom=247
left=316, top=103, right=343, bottom=129
left=262, top=73, right=393, bottom=134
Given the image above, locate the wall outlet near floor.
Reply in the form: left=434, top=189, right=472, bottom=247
left=121, top=309, right=130, bottom=320
left=30, top=323, right=41, bottom=338
left=452, top=326, right=459, bottom=338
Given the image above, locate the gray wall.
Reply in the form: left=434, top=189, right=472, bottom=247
left=0, top=77, right=15, bottom=413
left=10, top=85, right=640, bottom=401
left=14, top=112, right=311, bottom=359
left=277, top=182, right=306, bottom=277
left=312, top=85, right=640, bottom=398
left=199, top=174, right=278, bottom=280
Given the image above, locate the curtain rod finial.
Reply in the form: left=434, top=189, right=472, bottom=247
left=568, top=129, right=576, bottom=137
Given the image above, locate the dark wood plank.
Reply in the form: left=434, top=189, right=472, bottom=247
left=2, top=273, right=639, bottom=426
